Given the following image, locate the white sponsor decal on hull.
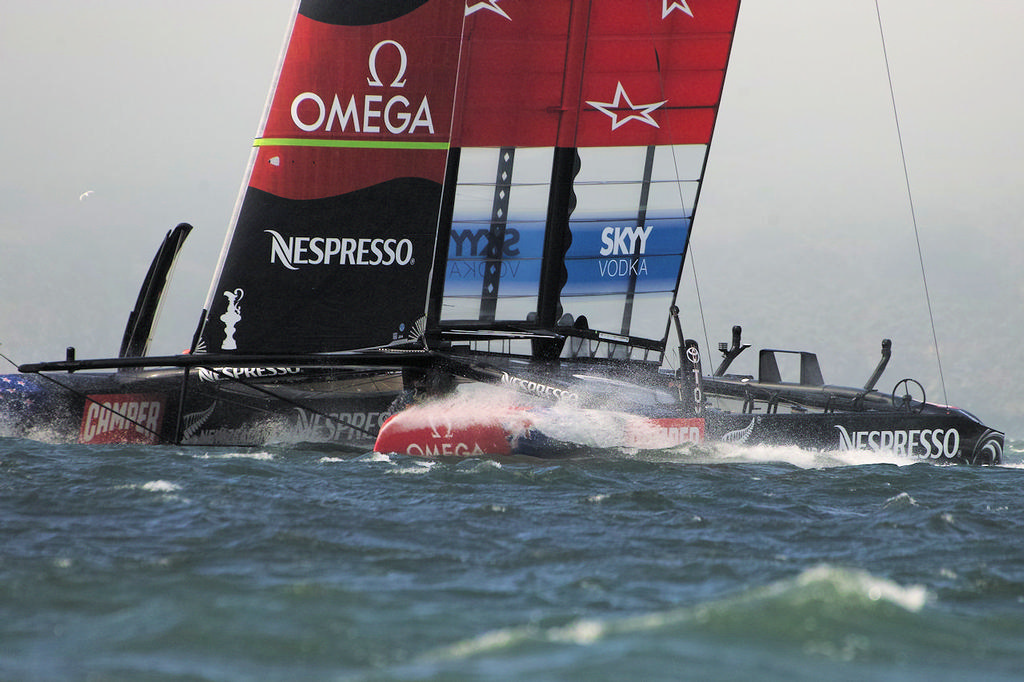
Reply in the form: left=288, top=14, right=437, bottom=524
left=835, top=425, right=961, bottom=459
left=294, top=409, right=385, bottom=442
left=80, top=394, right=165, bottom=444
left=500, top=372, right=580, bottom=403
left=405, top=441, right=488, bottom=457
left=198, top=366, right=302, bottom=382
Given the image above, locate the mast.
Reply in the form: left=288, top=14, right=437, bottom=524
left=536, top=0, right=591, bottom=335
left=536, top=147, right=578, bottom=332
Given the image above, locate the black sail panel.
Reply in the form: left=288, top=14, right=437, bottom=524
left=202, top=182, right=437, bottom=354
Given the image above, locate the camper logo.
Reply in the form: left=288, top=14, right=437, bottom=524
left=80, top=394, right=166, bottom=445
left=641, top=418, right=704, bottom=446
left=290, top=40, right=435, bottom=136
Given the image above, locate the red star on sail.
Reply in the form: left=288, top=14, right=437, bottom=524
left=662, top=0, right=694, bottom=18
left=466, top=1, right=511, bottom=21
left=586, top=82, right=667, bottom=131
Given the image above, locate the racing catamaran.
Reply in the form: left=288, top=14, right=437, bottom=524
left=0, top=0, right=1004, bottom=463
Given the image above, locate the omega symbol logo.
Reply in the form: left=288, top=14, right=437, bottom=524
left=367, top=40, right=408, bottom=88
left=289, top=39, right=434, bottom=135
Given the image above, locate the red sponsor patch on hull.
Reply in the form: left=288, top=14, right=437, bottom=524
left=374, top=402, right=535, bottom=457
left=375, top=403, right=705, bottom=457
left=646, top=417, right=705, bottom=446
left=80, top=394, right=166, bottom=445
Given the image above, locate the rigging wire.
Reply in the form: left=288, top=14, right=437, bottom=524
left=874, top=0, right=948, bottom=407
left=640, top=0, right=716, bottom=378
left=0, top=346, right=15, bottom=371
left=682, top=244, right=722, bottom=408
left=685, top=244, right=713, bottom=374
left=660, top=129, right=714, bottom=365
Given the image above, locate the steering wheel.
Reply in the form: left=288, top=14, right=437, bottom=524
left=892, top=378, right=926, bottom=413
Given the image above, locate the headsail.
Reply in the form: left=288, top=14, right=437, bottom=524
left=432, top=0, right=740, bottom=360
left=196, top=0, right=465, bottom=354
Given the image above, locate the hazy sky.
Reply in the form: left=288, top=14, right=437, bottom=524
left=1, top=1, right=1021, bottom=436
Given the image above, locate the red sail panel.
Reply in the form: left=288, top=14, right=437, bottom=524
left=574, top=0, right=739, bottom=148
left=454, top=0, right=740, bottom=149
left=453, top=3, right=574, bottom=148
left=248, top=9, right=463, bottom=199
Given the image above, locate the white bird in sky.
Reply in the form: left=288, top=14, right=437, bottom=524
left=78, top=190, right=94, bottom=201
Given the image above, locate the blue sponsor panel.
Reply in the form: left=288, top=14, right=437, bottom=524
left=562, top=253, right=683, bottom=296
left=443, top=219, right=545, bottom=299
left=564, top=214, right=690, bottom=259
left=447, top=219, right=545, bottom=259
left=562, top=212, right=687, bottom=296
left=444, top=257, right=544, bottom=298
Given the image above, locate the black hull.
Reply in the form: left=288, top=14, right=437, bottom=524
left=1, top=368, right=401, bottom=450
left=0, top=354, right=1003, bottom=464
left=705, top=411, right=1002, bottom=465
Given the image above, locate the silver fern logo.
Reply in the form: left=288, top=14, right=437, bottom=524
left=182, top=402, right=218, bottom=442
left=723, top=417, right=758, bottom=444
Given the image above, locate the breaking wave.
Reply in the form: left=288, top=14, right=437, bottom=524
left=423, top=564, right=932, bottom=665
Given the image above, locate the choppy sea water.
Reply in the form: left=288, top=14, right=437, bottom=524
left=1, top=436, right=1023, bottom=682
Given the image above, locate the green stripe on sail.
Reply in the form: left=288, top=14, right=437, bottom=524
left=254, top=137, right=450, bottom=150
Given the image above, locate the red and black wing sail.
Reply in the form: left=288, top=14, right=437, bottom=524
left=197, top=0, right=464, bottom=354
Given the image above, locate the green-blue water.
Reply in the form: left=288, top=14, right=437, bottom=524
left=2, top=437, right=1023, bottom=681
